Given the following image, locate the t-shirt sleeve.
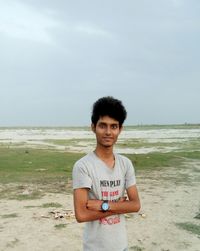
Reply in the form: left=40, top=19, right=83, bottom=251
left=125, top=158, right=136, bottom=189
left=72, top=161, right=92, bottom=189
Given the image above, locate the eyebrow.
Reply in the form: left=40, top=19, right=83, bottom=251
left=98, top=122, right=119, bottom=126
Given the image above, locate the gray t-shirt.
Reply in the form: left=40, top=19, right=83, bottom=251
left=72, top=152, right=136, bottom=251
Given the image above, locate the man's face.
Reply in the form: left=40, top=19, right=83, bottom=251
left=92, top=116, right=122, bottom=148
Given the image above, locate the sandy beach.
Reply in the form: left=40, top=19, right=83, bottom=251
left=0, top=127, right=200, bottom=251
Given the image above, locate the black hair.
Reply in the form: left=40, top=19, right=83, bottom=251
left=91, top=96, right=127, bottom=127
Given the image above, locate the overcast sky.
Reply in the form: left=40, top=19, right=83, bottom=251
left=0, top=0, right=199, bottom=126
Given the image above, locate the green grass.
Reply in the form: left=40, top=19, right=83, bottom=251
left=44, top=138, right=95, bottom=146
left=194, top=208, right=200, bottom=220
left=1, top=213, right=18, bottom=218
left=118, top=138, right=200, bottom=152
left=195, top=214, right=200, bottom=220
left=54, top=223, right=67, bottom=229
left=130, top=246, right=144, bottom=251
left=118, top=139, right=176, bottom=149
left=125, top=124, right=200, bottom=130
left=0, top=148, right=83, bottom=198
left=0, top=147, right=199, bottom=185
left=0, top=148, right=84, bottom=184
left=41, top=202, right=63, bottom=208
left=0, top=140, right=199, bottom=199
left=176, top=222, right=200, bottom=237
left=125, top=151, right=200, bottom=170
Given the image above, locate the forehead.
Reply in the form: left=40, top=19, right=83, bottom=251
left=97, top=116, right=119, bottom=124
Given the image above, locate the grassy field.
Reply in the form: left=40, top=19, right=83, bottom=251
left=0, top=147, right=200, bottom=183
left=0, top=148, right=83, bottom=184
left=0, top=125, right=200, bottom=199
left=0, top=148, right=83, bottom=199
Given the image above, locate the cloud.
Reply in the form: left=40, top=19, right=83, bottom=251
left=170, top=0, right=183, bottom=7
left=0, top=1, right=59, bottom=44
left=75, top=23, right=112, bottom=38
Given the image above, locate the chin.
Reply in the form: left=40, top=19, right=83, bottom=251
left=102, top=143, right=113, bottom=148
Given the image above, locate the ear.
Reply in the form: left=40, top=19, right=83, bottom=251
left=91, top=123, right=96, bottom=133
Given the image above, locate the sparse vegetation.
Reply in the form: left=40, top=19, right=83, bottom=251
left=130, top=245, right=144, bottom=251
left=41, top=202, right=62, bottom=208
left=0, top=125, right=199, bottom=250
left=0, top=125, right=199, bottom=197
left=194, top=208, right=200, bottom=220
left=54, top=223, right=67, bottom=229
left=176, top=222, right=200, bottom=237
left=1, top=213, right=18, bottom=218
left=0, top=147, right=83, bottom=184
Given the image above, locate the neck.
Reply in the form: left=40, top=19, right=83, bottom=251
left=94, top=147, right=115, bottom=168
left=94, top=145, right=114, bottom=160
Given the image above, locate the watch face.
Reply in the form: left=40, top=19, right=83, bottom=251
left=102, top=202, right=109, bottom=211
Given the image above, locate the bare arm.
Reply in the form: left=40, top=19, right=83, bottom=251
left=73, top=188, right=114, bottom=223
left=110, top=185, right=141, bottom=213
left=87, top=185, right=141, bottom=214
left=74, top=185, right=140, bottom=223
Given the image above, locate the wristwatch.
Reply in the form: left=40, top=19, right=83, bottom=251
left=101, top=200, right=110, bottom=212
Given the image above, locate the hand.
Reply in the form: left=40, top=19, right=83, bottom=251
left=86, top=197, right=127, bottom=211
left=86, top=199, right=102, bottom=211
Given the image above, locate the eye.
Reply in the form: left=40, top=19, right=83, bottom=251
left=99, top=123, right=106, bottom=128
left=111, top=124, right=118, bottom=129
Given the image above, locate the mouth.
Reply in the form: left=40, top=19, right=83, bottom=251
left=103, top=137, right=113, bottom=141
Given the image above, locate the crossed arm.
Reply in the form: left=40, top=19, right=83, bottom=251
left=73, top=185, right=141, bottom=223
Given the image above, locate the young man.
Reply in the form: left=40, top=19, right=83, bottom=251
left=72, top=96, right=140, bottom=251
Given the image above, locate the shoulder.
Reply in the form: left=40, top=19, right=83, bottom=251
left=73, top=152, right=95, bottom=171
left=74, top=152, right=94, bottom=166
left=115, top=153, right=135, bottom=174
left=115, top=153, right=133, bottom=165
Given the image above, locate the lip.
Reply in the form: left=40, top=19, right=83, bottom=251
left=103, top=137, right=113, bottom=140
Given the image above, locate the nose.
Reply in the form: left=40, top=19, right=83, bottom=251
left=105, top=127, right=111, bottom=135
